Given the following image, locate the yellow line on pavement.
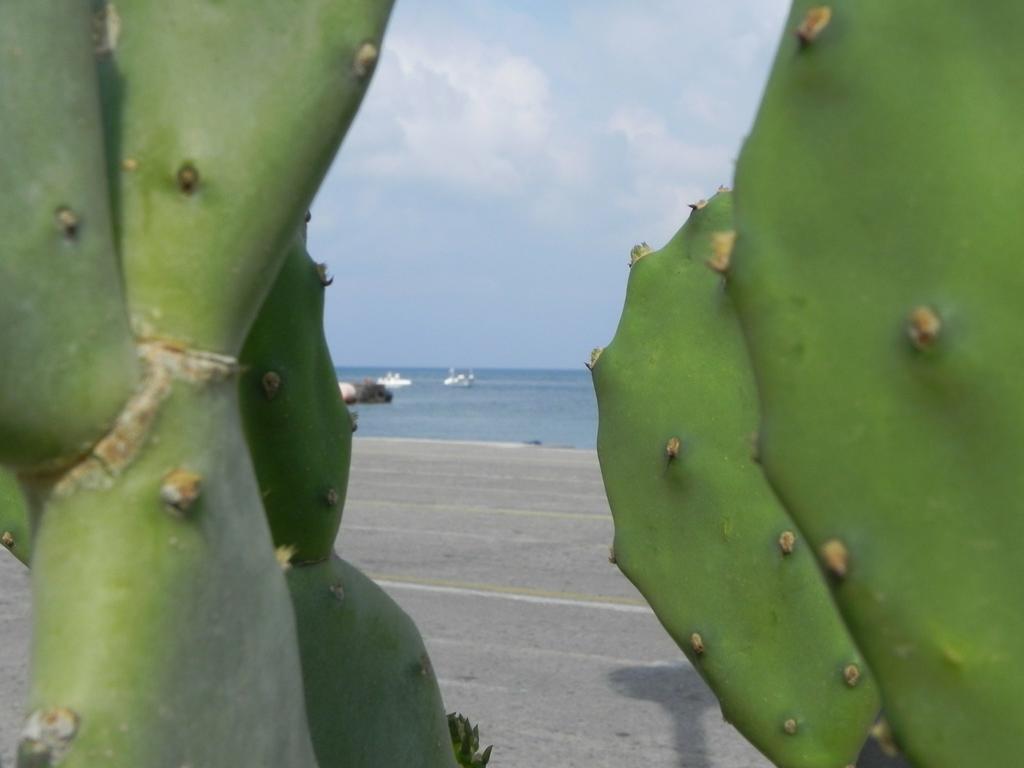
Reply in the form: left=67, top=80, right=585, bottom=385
left=367, top=572, right=648, bottom=608
left=348, top=498, right=610, bottom=522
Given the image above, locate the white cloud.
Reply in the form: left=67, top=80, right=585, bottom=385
left=606, top=107, right=733, bottom=236
left=311, top=0, right=794, bottom=365
left=607, top=108, right=731, bottom=179
left=333, top=0, right=789, bottom=235
left=573, top=1, right=788, bottom=76
left=349, top=32, right=582, bottom=194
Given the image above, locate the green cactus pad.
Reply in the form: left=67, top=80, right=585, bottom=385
left=593, top=191, right=878, bottom=767
left=729, top=3, right=1024, bottom=765
left=97, top=0, right=394, bottom=353
left=287, top=557, right=457, bottom=767
left=0, top=1, right=137, bottom=469
left=241, top=235, right=352, bottom=563
left=19, top=352, right=318, bottom=767
left=0, top=469, right=30, bottom=566
left=242, top=235, right=456, bottom=764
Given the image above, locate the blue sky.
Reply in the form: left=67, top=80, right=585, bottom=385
left=309, top=0, right=791, bottom=370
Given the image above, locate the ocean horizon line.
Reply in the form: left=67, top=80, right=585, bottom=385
left=334, top=364, right=590, bottom=373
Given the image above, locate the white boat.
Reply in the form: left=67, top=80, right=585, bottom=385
left=377, top=372, right=412, bottom=388
left=444, top=368, right=474, bottom=387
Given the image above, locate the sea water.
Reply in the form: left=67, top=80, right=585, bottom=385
left=336, top=367, right=597, bottom=449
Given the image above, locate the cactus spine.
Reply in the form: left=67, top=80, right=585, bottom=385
left=592, top=190, right=879, bottom=767
left=729, top=2, right=1024, bottom=764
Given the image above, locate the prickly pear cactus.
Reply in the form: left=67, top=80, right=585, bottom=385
left=21, top=358, right=321, bottom=767
left=288, top=557, right=457, bottom=767
left=592, top=191, right=879, bottom=767
left=729, top=3, right=1024, bottom=765
left=96, top=0, right=394, bottom=353
left=240, top=236, right=352, bottom=564
left=240, top=235, right=458, bottom=767
left=2, top=1, right=395, bottom=765
left=0, top=0, right=138, bottom=470
left=0, top=471, right=29, bottom=566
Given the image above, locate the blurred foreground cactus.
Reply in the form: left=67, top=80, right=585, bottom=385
left=727, top=3, right=1024, bottom=765
left=0, top=1, right=486, bottom=765
left=593, top=2, right=1024, bottom=767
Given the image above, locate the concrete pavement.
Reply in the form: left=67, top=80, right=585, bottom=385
left=0, top=553, right=28, bottom=766
left=339, top=438, right=770, bottom=767
left=0, top=438, right=903, bottom=766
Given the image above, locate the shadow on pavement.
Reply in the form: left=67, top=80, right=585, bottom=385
left=608, top=662, right=714, bottom=768
left=609, top=663, right=915, bottom=768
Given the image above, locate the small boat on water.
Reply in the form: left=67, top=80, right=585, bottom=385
left=444, top=368, right=474, bottom=387
left=377, top=372, right=412, bottom=388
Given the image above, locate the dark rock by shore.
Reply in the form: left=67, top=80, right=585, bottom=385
left=353, top=380, right=393, bottom=404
